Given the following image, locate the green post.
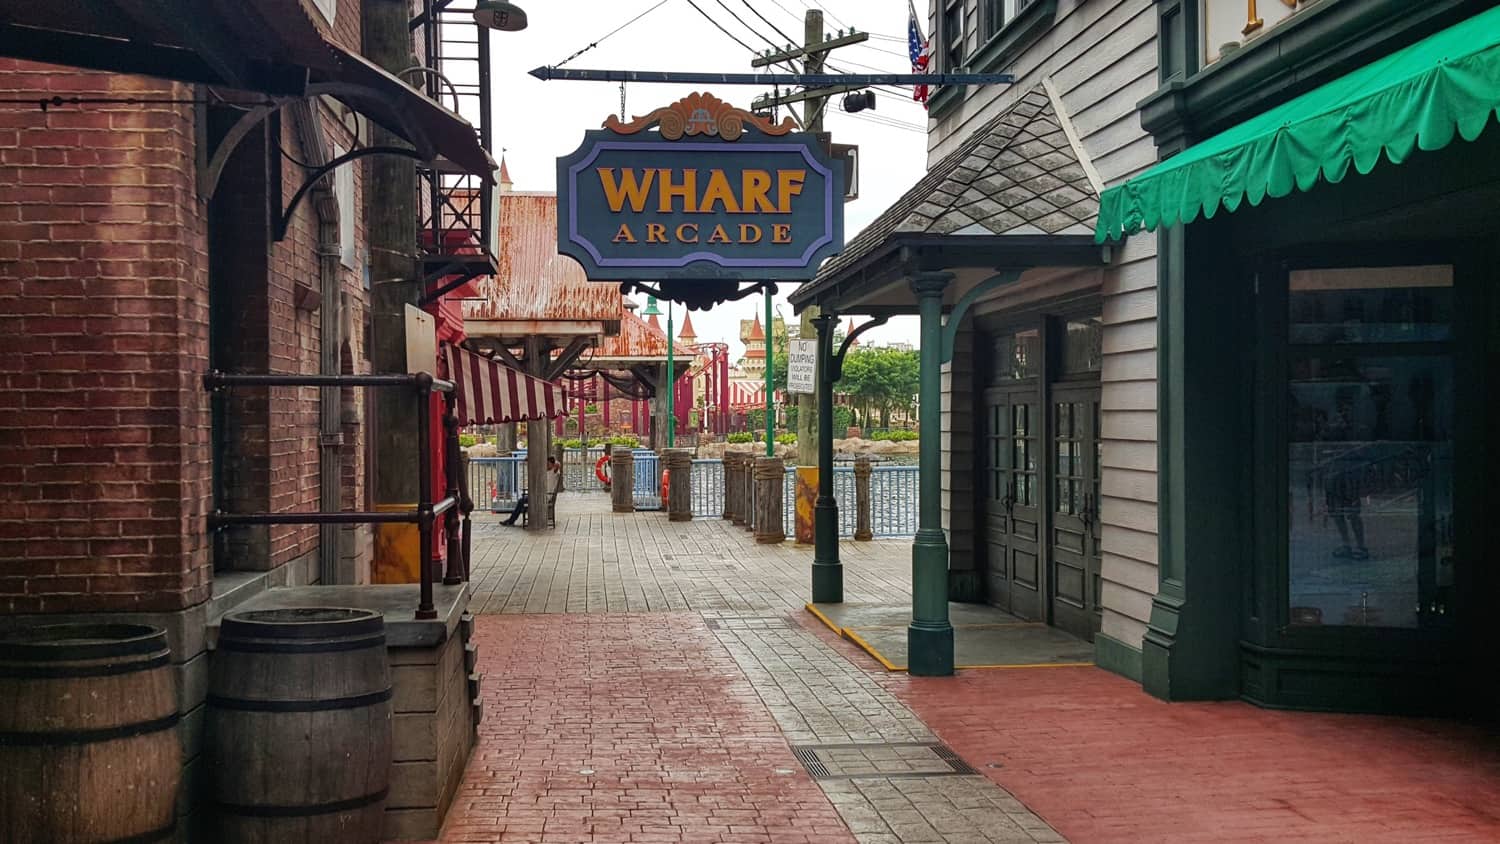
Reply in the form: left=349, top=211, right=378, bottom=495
left=764, top=288, right=774, bottom=457
left=811, top=312, right=840, bottom=602
left=666, top=299, right=675, bottom=448
left=909, top=272, right=954, bottom=676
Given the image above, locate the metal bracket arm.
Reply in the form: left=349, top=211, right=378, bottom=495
left=939, top=270, right=1023, bottom=364
left=830, top=316, right=890, bottom=382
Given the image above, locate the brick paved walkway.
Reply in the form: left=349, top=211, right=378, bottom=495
left=800, top=620, right=1500, bottom=844
left=434, top=493, right=1500, bottom=843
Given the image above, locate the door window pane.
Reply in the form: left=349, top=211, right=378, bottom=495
left=1287, top=356, right=1454, bottom=629
left=1062, top=317, right=1102, bottom=374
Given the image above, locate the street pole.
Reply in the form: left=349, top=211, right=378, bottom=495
left=796, top=8, right=825, bottom=470
left=666, top=299, right=675, bottom=448
left=364, top=0, right=420, bottom=579
left=811, top=312, right=840, bottom=602
left=764, top=288, right=773, bottom=457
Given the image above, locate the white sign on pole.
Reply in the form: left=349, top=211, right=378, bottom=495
left=787, top=339, right=817, bottom=394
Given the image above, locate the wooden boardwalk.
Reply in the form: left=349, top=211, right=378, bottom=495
left=466, top=493, right=913, bottom=615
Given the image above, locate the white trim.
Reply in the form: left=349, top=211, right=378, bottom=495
left=1041, top=76, right=1105, bottom=197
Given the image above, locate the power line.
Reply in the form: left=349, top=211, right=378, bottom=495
left=710, top=0, right=782, bottom=51
left=739, top=0, right=800, bottom=47
left=682, top=0, right=761, bottom=55
left=555, top=0, right=673, bottom=67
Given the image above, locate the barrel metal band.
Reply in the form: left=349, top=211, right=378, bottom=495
left=0, top=651, right=171, bottom=679
left=206, top=687, right=393, bottom=713
left=215, top=634, right=386, bottom=655
left=0, top=712, right=180, bottom=747
left=212, top=787, right=389, bottom=818
left=104, top=819, right=177, bottom=844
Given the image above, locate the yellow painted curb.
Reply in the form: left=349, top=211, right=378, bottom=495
left=842, top=628, right=905, bottom=673
left=804, top=603, right=843, bottom=634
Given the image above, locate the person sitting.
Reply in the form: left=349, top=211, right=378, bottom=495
left=502, top=456, right=561, bottom=526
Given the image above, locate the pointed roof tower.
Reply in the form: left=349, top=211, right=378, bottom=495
left=677, top=312, right=698, bottom=342
left=844, top=317, right=859, bottom=347
left=746, top=315, right=765, bottom=341
left=498, top=152, right=513, bottom=193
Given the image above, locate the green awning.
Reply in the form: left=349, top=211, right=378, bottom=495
left=1096, top=5, right=1500, bottom=242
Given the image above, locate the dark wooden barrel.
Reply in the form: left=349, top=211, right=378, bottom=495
left=0, top=623, right=180, bottom=844
left=207, top=607, right=392, bottom=844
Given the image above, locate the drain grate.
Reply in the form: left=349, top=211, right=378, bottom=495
left=788, top=742, right=981, bottom=780
left=792, top=747, right=830, bottom=778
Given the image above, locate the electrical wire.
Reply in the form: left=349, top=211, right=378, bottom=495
left=555, top=0, right=673, bottom=67
left=740, top=0, right=800, bottom=47
left=710, top=0, right=784, bottom=51
left=682, top=0, right=762, bottom=56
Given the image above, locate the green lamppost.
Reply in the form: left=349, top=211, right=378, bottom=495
left=666, top=299, right=675, bottom=448
left=764, top=289, right=774, bottom=457
left=640, top=295, right=665, bottom=448
left=909, top=272, right=954, bottom=676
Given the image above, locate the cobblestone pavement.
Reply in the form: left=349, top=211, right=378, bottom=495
left=439, top=494, right=1066, bottom=843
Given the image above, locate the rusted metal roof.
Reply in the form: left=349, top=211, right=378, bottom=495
left=590, top=308, right=696, bottom=362
left=463, top=191, right=624, bottom=324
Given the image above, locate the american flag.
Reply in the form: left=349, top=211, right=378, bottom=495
left=908, top=0, right=933, bottom=106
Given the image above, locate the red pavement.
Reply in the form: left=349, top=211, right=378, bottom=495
left=803, top=618, right=1500, bottom=843
left=435, top=614, right=855, bottom=844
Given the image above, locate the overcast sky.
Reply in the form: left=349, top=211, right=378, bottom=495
left=481, top=0, right=926, bottom=358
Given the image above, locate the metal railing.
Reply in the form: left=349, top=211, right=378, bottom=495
left=468, top=455, right=525, bottom=511
left=633, top=450, right=662, bottom=510
left=683, top=459, right=918, bottom=538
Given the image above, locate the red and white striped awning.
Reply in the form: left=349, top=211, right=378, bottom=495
left=442, top=343, right=568, bottom=425
left=728, top=380, right=765, bottom=409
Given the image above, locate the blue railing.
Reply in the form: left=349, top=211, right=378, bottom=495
left=469, top=455, right=525, bottom=512
left=633, top=449, right=661, bottom=510
left=682, top=460, right=917, bottom=538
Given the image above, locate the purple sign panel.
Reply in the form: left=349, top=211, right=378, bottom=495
left=556, top=119, right=843, bottom=282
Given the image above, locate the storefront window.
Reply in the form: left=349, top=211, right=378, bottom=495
left=1286, top=268, right=1455, bottom=629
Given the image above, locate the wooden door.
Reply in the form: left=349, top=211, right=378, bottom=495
left=982, top=387, right=1044, bottom=620
left=1050, top=388, right=1102, bottom=639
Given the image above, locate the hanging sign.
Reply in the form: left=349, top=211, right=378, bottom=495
left=556, top=93, right=844, bottom=282
left=786, top=339, right=818, bottom=394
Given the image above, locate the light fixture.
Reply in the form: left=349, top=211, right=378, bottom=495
left=472, top=0, right=528, bottom=31
left=640, top=295, right=662, bottom=317
left=842, top=90, right=876, bottom=113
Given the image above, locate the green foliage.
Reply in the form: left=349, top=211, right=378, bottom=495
left=833, top=405, right=853, bottom=435
left=774, top=432, right=797, bottom=444
left=601, top=434, right=640, bottom=447
left=558, top=438, right=585, bottom=449
left=726, top=432, right=753, bottom=444
left=870, top=429, right=918, bottom=441
left=458, top=434, right=479, bottom=448
left=837, top=347, right=920, bottom=430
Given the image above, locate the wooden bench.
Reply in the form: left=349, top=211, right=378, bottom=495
left=522, top=491, right=558, bottom=528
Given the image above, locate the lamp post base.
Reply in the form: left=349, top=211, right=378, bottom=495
left=811, top=560, right=843, bottom=604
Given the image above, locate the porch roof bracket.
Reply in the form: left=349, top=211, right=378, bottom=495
left=939, top=269, right=1023, bottom=364
left=829, top=315, right=890, bottom=382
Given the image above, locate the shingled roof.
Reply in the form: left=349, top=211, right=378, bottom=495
left=794, top=85, right=1102, bottom=306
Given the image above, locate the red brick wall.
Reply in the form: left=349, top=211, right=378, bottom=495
left=0, top=63, right=211, bottom=613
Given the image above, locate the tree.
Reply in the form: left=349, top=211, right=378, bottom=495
left=837, top=347, right=919, bottom=430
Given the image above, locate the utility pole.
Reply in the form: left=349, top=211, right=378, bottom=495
left=364, top=0, right=421, bottom=578
left=752, top=9, right=867, bottom=541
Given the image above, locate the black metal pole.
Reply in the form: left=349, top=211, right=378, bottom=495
left=416, top=374, right=436, bottom=620
left=442, top=392, right=464, bottom=585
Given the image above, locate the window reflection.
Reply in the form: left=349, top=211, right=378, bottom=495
left=1286, top=268, right=1455, bottom=630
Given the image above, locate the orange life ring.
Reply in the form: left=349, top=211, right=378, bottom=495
left=660, top=468, right=670, bottom=502
left=594, top=454, right=611, bottom=489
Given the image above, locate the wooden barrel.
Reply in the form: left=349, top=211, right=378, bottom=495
left=0, top=623, right=180, bottom=844
left=207, top=608, right=392, bottom=844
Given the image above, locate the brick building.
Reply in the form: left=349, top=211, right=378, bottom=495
left=0, top=0, right=500, bottom=836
